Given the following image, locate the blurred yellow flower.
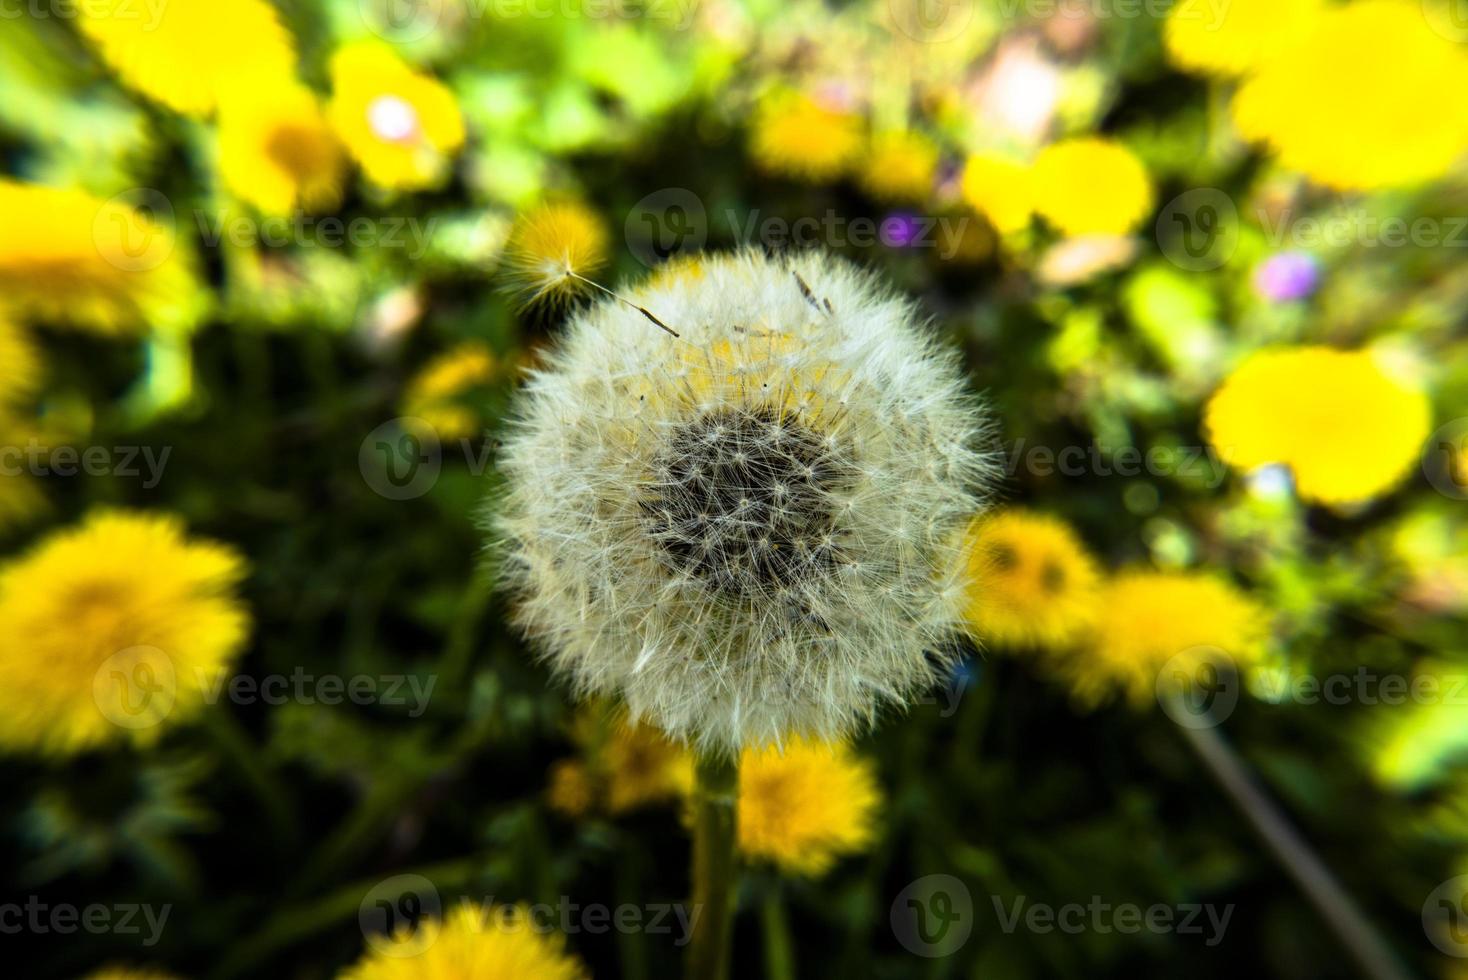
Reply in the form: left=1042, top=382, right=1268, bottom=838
left=1205, top=347, right=1431, bottom=506
left=604, top=721, right=693, bottom=814
left=546, top=759, right=596, bottom=818
left=1030, top=138, right=1153, bottom=236
left=403, top=342, right=499, bottom=441
left=77, top=0, right=296, bottom=116
left=1165, top=0, right=1322, bottom=77
left=1061, top=571, right=1267, bottom=707
left=858, top=130, right=939, bottom=204
left=503, top=202, right=608, bottom=308
left=84, top=970, right=183, bottom=980
left=962, top=510, right=1101, bottom=650
left=959, top=153, right=1033, bottom=234
left=0, top=180, right=200, bottom=335
left=749, top=92, right=864, bottom=182
left=550, top=714, right=692, bottom=817
left=339, top=902, right=586, bottom=980
left=0, top=510, right=249, bottom=755
left=218, top=84, right=345, bottom=215
left=737, top=738, right=880, bottom=877
left=1231, top=0, right=1468, bottom=190
left=327, top=41, right=465, bottom=192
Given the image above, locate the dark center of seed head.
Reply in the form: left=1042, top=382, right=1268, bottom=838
left=642, top=406, right=846, bottom=595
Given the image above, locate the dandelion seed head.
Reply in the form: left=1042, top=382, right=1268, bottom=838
left=493, top=250, right=997, bottom=754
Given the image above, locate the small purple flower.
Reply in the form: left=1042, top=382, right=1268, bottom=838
left=1253, top=251, right=1320, bottom=302
left=881, top=212, right=922, bottom=249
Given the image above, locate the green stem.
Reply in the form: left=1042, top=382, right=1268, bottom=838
left=686, top=752, right=739, bottom=980
left=1173, top=705, right=1409, bottom=980
left=761, top=882, right=795, bottom=980
left=437, top=563, right=496, bottom=703
left=200, top=706, right=297, bottom=845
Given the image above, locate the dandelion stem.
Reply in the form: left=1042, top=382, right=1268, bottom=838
left=200, top=706, right=298, bottom=846
left=1173, top=707, right=1409, bottom=980
left=686, top=752, right=739, bottom=980
left=761, top=881, right=795, bottom=980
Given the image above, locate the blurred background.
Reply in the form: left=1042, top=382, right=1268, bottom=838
left=2, top=0, right=1467, bottom=977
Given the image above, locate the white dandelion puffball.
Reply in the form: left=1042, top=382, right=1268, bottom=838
left=494, top=250, right=996, bottom=754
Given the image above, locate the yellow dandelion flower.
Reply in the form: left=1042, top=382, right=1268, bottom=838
left=1231, top=1, right=1468, bottom=190
left=0, top=510, right=250, bottom=756
left=604, top=722, right=692, bottom=814
left=1205, top=347, right=1432, bottom=506
left=339, top=901, right=586, bottom=980
left=403, top=342, right=498, bottom=441
left=502, top=202, right=608, bottom=308
left=1060, top=570, right=1267, bottom=707
left=218, top=84, right=345, bottom=215
left=0, top=180, right=200, bottom=335
left=77, top=0, right=296, bottom=117
left=959, top=153, right=1032, bottom=235
left=0, top=317, right=42, bottom=413
left=1165, top=0, right=1322, bottom=77
left=737, top=738, right=881, bottom=877
left=1030, top=138, right=1153, bottom=237
left=749, top=92, right=864, bottom=183
left=327, top=41, right=465, bottom=192
left=858, top=130, right=939, bottom=204
left=961, top=510, right=1101, bottom=651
